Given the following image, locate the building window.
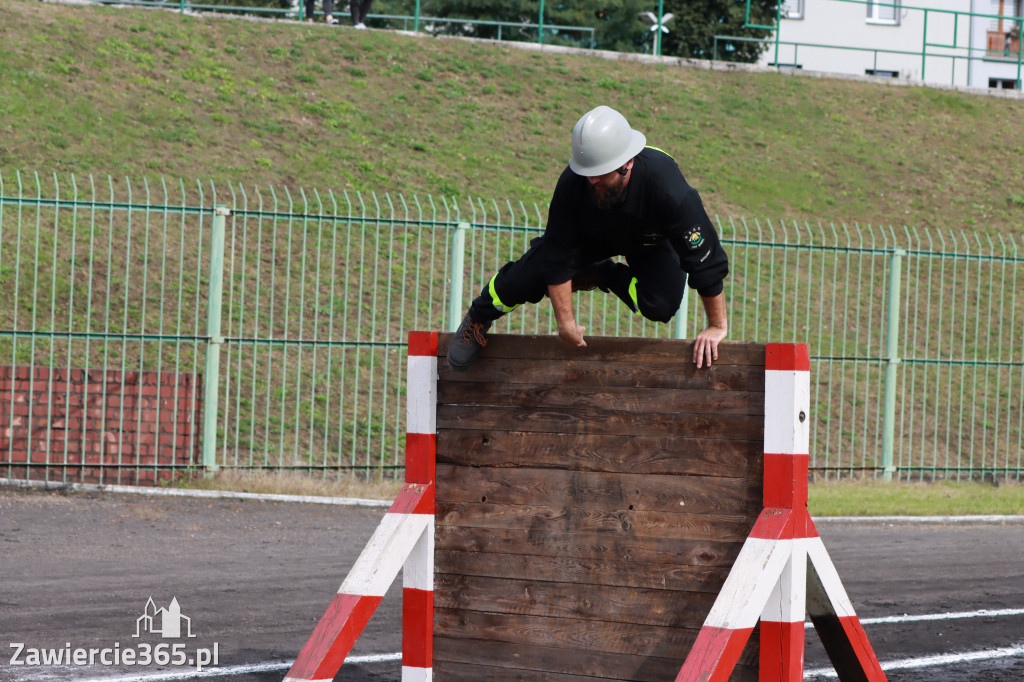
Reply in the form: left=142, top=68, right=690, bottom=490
left=782, top=0, right=804, bottom=19
left=989, top=77, right=1020, bottom=89
left=867, top=1, right=900, bottom=25
left=866, top=68, right=899, bottom=78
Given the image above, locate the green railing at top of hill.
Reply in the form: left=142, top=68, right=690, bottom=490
left=88, top=0, right=597, bottom=48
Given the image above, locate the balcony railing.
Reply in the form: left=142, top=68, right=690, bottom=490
left=987, top=29, right=1021, bottom=59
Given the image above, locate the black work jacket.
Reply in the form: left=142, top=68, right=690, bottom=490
left=541, top=147, right=729, bottom=297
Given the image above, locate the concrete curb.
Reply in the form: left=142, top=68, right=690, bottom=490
left=815, top=514, right=1024, bottom=525
left=5, top=478, right=1022, bottom=522
left=0, top=477, right=392, bottom=508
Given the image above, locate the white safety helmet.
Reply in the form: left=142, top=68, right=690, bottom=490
left=569, top=105, right=647, bottom=177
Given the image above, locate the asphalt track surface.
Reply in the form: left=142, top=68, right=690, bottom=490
left=2, top=487, right=1023, bottom=682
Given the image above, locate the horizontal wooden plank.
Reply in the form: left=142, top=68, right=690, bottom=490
left=433, top=636, right=758, bottom=682
left=430, top=660, right=602, bottom=682
left=435, top=550, right=729, bottom=593
left=437, top=405, right=764, bottom=439
left=438, top=382, right=765, bottom=415
left=432, top=658, right=758, bottom=682
left=435, top=464, right=762, bottom=516
left=436, top=431, right=762, bottom=476
left=434, top=573, right=715, bottom=628
left=436, top=502, right=757, bottom=542
left=438, top=357, right=765, bottom=392
left=435, top=609, right=693, bottom=660
left=434, top=610, right=760, bottom=667
left=437, top=334, right=768, bottom=367
left=437, top=430, right=763, bottom=477
left=435, top=526, right=747, bottom=568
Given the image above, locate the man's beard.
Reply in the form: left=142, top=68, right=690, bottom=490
left=589, top=175, right=628, bottom=209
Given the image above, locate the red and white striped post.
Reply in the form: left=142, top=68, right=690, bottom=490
left=283, top=332, right=437, bottom=682
left=676, top=343, right=887, bottom=682
left=401, top=331, right=437, bottom=682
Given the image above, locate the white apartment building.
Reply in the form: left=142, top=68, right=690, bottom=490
left=753, top=0, right=1022, bottom=90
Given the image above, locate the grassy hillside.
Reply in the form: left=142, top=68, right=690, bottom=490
left=1, top=0, right=1023, bottom=234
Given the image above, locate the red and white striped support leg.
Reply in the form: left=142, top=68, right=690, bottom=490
left=675, top=532, right=792, bottom=681
left=806, top=537, right=887, bottom=681
left=758, top=344, right=812, bottom=682
left=282, top=486, right=433, bottom=682
left=401, top=331, right=437, bottom=682
left=283, top=332, right=438, bottom=682
left=677, top=344, right=887, bottom=682
left=759, top=538, right=809, bottom=681
left=402, top=526, right=434, bottom=682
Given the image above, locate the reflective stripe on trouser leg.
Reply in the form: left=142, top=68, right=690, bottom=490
left=488, top=272, right=520, bottom=314
left=627, top=277, right=641, bottom=315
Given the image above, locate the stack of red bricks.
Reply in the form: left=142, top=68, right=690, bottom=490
left=0, top=365, right=202, bottom=486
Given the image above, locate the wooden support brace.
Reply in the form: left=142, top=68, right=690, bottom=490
left=676, top=344, right=887, bottom=682
left=284, top=332, right=438, bottom=682
left=283, top=486, right=434, bottom=682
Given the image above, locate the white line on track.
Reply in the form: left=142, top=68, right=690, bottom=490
left=66, top=652, right=402, bottom=681
left=859, top=607, right=1024, bottom=625
left=805, top=645, right=1024, bottom=678
left=55, top=608, right=1024, bottom=680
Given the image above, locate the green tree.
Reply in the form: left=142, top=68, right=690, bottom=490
left=591, top=1, right=652, bottom=53
left=658, top=0, right=778, bottom=61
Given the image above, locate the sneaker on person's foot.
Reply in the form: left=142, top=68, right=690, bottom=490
left=447, top=315, right=491, bottom=371
left=354, top=22, right=367, bottom=29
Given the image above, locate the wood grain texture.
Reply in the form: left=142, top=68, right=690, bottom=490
left=437, top=334, right=767, bottom=366
left=433, top=335, right=764, bottom=681
left=437, top=431, right=762, bottom=477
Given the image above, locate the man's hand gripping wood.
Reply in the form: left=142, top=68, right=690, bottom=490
left=548, top=281, right=587, bottom=348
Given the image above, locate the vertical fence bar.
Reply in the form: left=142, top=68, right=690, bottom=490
left=448, top=222, right=468, bottom=332
left=881, top=248, right=904, bottom=481
left=673, top=286, right=689, bottom=339
left=537, top=0, right=545, bottom=44
left=201, top=207, right=228, bottom=473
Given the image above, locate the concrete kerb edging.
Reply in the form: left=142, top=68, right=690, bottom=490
left=3, top=478, right=1022, bottom=522
left=0, top=477, right=391, bottom=508
left=816, top=514, right=1024, bottom=525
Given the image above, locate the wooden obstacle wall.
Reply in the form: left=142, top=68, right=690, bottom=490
left=433, top=334, right=768, bottom=682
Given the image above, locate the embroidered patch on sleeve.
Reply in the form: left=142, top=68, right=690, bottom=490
left=685, top=225, right=705, bottom=250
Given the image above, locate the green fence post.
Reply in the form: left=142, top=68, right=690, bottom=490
left=921, top=10, right=928, bottom=83
left=414, top=0, right=420, bottom=33
left=201, top=207, right=229, bottom=474
left=881, top=248, right=905, bottom=481
left=448, top=222, right=469, bottom=332
left=656, top=0, right=664, bottom=56
left=538, top=0, right=545, bottom=44
left=673, top=286, right=689, bottom=339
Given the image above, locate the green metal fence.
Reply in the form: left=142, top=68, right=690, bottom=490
left=88, top=0, right=596, bottom=48
left=1, top=172, right=1022, bottom=483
